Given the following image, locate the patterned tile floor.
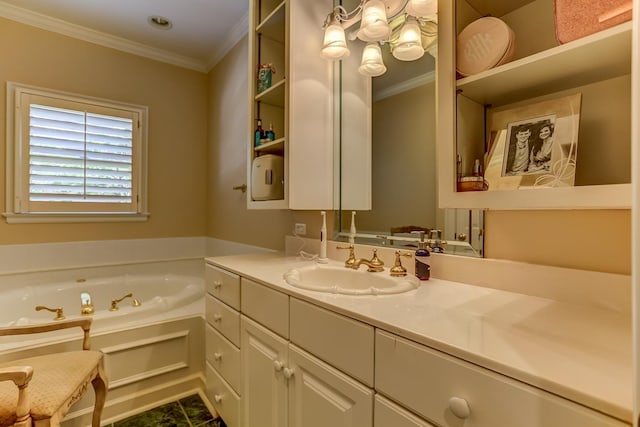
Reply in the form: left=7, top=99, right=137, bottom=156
left=108, top=394, right=227, bottom=427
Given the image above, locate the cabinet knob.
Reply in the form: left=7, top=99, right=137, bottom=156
left=283, top=367, right=295, bottom=379
left=448, top=396, right=470, bottom=419
left=273, top=360, right=284, bottom=371
left=213, top=313, right=222, bottom=322
left=213, top=352, right=222, bottom=361
left=214, top=394, right=223, bottom=403
left=213, top=281, right=222, bottom=289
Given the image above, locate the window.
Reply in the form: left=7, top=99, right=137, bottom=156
left=5, top=82, right=148, bottom=223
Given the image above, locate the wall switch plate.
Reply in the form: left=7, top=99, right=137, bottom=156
left=294, top=223, right=307, bottom=236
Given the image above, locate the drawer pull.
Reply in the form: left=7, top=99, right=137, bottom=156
left=214, top=394, right=223, bottom=403
left=213, top=281, right=222, bottom=289
left=448, top=397, right=470, bottom=419
left=213, top=352, right=222, bottom=361
left=213, top=313, right=222, bottom=322
left=283, top=367, right=295, bottom=379
left=273, top=360, right=284, bottom=372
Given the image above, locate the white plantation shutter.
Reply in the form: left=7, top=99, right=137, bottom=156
left=6, top=83, right=148, bottom=221
left=28, top=104, right=133, bottom=203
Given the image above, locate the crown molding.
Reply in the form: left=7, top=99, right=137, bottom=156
left=0, top=1, right=210, bottom=73
left=206, top=11, right=249, bottom=72
left=373, top=70, right=436, bottom=102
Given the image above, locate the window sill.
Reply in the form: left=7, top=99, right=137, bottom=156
left=2, top=212, right=150, bottom=224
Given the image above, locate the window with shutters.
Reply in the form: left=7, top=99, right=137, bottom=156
left=4, top=82, right=148, bottom=223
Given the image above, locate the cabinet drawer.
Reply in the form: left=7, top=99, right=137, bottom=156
left=241, top=278, right=289, bottom=338
left=206, top=295, right=240, bottom=347
left=206, top=361, right=240, bottom=427
left=206, top=264, right=240, bottom=310
left=375, top=330, right=627, bottom=427
left=290, top=298, right=374, bottom=387
left=206, top=324, right=241, bottom=394
left=375, top=394, right=435, bottom=427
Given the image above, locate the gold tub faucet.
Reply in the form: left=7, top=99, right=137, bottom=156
left=80, top=291, right=94, bottom=315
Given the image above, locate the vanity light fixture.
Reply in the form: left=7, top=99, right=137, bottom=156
left=320, top=0, right=437, bottom=77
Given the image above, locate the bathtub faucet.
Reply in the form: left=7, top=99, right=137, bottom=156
left=110, top=293, right=141, bottom=311
left=80, top=292, right=94, bottom=315
left=35, top=305, right=65, bottom=320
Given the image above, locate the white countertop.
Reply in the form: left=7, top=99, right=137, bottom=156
left=205, top=252, right=632, bottom=423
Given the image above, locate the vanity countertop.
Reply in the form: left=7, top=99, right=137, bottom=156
left=205, top=252, right=632, bottom=423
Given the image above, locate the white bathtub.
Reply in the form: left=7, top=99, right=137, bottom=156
left=0, top=274, right=205, bottom=347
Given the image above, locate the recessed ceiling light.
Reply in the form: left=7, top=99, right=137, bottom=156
left=148, top=15, right=173, bottom=30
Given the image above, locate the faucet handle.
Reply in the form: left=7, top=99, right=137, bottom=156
left=35, top=305, right=65, bottom=320
left=369, top=249, right=384, bottom=269
left=390, top=251, right=412, bottom=277
left=336, top=245, right=356, bottom=268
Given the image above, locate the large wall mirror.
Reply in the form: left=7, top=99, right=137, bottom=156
left=331, top=0, right=484, bottom=257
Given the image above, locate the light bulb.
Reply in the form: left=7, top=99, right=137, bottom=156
left=357, top=0, right=390, bottom=42
left=405, top=0, right=437, bottom=18
left=392, top=16, right=424, bottom=61
left=321, top=14, right=350, bottom=60
left=358, top=43, right=387, bottom=77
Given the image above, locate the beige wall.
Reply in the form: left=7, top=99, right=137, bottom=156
left=206, top=35, right=295, bottom=250
left=0, top=18, right=208, bottom=244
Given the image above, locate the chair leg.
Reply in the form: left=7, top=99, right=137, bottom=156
left=91, top=364, right=108, bottom=427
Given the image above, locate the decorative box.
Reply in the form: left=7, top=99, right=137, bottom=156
left=554, top=0, right=632, bottom=44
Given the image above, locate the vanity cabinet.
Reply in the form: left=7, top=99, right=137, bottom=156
left=247, top=0, right=335, bottom=209
left=375, top=330, right=628, bottom=427
left=437, top=0, right=632, bottom=209
left=240, top=280, right=374, bottom=427
left=204, top=265, right=242, bottom=426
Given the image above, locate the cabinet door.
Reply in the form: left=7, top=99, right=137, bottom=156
left=288, top=344, right=373, bottom=427
left=241, top=315, right=288, bottom=427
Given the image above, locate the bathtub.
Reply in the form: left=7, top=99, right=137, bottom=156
left=0, top=272, right=207, bottom=425
left=0, top=273, right=205, bottom=349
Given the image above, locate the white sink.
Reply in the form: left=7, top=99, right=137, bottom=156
left=283, top=263, right=419, bottom=295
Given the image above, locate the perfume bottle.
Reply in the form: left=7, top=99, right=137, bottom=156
left=254, top=119, right=265, bottom=147
left=266, top=123, right=276, bottom=141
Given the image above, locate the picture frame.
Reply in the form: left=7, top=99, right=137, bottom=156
left=484, top=93, right=582, bottom=191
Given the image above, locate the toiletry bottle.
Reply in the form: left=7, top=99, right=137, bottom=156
left=415, top=241, right=431, bottom=280
left=318, top=211, right=329, bottom=263
left=266, top=123, right=276, bottom=141
left=412, top=231, right=430, bottom=280
left=255, top=119, right=265, bottom=147
left=349, top=211, right=356, bottom=243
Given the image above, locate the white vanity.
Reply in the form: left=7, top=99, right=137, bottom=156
left=204, top=251, right=631, bottom=427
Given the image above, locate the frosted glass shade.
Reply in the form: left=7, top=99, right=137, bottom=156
left=357, top=0, right=390, bottom=42
left=392, top=17, right=424, bottom=61
left=358, top=43, right=387, bottom=77
left=405, top=0, right=437, bottom=17
left=321, top=22, right=350, bottom=60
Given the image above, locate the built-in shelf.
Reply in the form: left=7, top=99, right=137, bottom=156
left=255, top=78, right=285, bottom=107
left=257, top=0, right=286, bottom=42
left=255, top=137, right=285, bottom=153
left=456, top=22, right=632, bottom=106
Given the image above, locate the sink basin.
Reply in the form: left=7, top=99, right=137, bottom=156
left=283, top=263, right=419, bottom=295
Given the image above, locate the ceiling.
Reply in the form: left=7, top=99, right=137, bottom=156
left=0, top=0, right=249, bottom=72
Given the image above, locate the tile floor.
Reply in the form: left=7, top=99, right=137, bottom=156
left=107, top=394, right=227, bottom=427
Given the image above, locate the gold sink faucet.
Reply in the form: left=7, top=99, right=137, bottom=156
left=352, top=248, right=384, bottom=272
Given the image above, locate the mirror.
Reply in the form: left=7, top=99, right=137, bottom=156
left=334, top=0, right=484, bottom=257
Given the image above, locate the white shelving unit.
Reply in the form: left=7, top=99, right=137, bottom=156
left=247, top=0, right=336, bottom=210
left=437, top=0, right=633, bottom=210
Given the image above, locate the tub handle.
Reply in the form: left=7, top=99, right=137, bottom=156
left=35, top=305, right=65, bottom=321
left=110, top=293, right=133, bottom=311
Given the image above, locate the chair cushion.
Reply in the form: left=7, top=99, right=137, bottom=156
left=0, top=351, right=103, bottom=425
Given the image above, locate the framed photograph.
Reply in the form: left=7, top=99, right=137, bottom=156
left=484, top=93, right=582, bottom=191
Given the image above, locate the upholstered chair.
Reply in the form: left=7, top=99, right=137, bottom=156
left=0, top=318, right=107, bottom=427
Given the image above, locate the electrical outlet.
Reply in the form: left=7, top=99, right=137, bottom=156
left=294, top=223, right=307, bottom=236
